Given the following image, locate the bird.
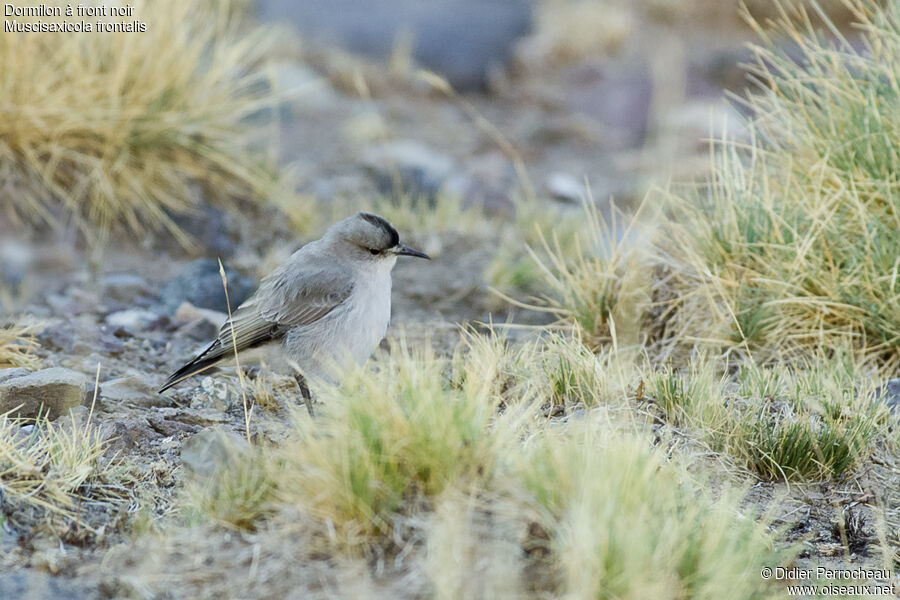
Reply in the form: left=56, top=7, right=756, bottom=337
left=158, top=212, right=430, bottom=411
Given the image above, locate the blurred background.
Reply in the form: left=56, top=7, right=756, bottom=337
left=0, top=0, right=861, bottom=314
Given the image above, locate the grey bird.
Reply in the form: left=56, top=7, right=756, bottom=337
left=158, top=212, right=430, bottom=407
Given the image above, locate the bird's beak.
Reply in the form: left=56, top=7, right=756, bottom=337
left=394, top=244, right=430, bottom=260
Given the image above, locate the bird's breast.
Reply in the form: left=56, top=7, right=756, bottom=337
left=282, top=269, right=392, bottom=382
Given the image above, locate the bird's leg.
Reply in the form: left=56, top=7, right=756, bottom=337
left=294, top=373, right=314, bottom=417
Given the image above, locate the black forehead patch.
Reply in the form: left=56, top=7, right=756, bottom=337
left=359, top=212, right=399, bottom=248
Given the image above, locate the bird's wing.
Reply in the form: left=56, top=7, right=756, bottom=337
left=158, top=261, right=354, bottom=392
left=213, top=263, right=356, bottom=358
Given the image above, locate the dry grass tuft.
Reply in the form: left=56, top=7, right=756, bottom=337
left=514, top=421, right=783, bottom=600
left=511, top=198, right=655, bottom=352
left=0, top=322, right=41, bottom=369
left=0, top=0, right=286, bottom=239
left=183, top=438, right=279, bottom=531
left=652, top=0, right=900, bottom=369
left=276, top=339, right=526, bottom=547
left=647, top=352, right=890, bottom=481
left=0, top=411, right=119, bottom=519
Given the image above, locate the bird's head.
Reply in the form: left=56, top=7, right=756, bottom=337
left=328, top=212, right=430, bottom=265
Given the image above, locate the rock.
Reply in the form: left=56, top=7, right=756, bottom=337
left=100, top=376, right=159, bottom=407
left=564, top=62, right=653, bottom=149
left=364, top=140, right=456, bottom=203
left=545, top=172, right=586, bottom=204
left=0, top=571, right=87, bottom=600
left=174, top=407, right=230, bottom=427
left=157, top=259, right=256, bottom=315
left=0, top=368, right=90, bottom=420
left=174, top=302, right=226, bottom=341
left=54, top=405, right=89, bottom=427
left=147, top=416, right=200, bottom=438
left=98, top=327, right=126, bottom=355
left=255, top=0, right=532, bottom=91
left=101, top=419, right=164, bottom=455
left=180, top=426, right=248, bottom=478
left=100, top=273, right=150, bottom=303
left=687, top=46, right=753, bottom=98
left=36, top=322, right=81, bottom=354
left=167, top=201, right=238, bottom=259
left=173, top=302, right=227, bottom=328
left=875, top=379, right=900, bottom=413
left=0, top=368, right=29, bottom=384
left=177, top=318, right=220, bottom=342
left=105, top=309, right=159, bottom=331
left=446, top=152, right=517, bottom=215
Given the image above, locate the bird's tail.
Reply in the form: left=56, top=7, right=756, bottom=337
left=158, top=341, right=221, bottom=393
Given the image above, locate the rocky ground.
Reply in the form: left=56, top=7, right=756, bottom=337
left=1, top=3, right=897, bottom=598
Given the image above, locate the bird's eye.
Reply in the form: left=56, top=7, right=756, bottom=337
left=369, top=248, right=381, bottom=256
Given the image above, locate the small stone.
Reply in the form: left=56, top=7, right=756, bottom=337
left=180, top=426, right=248, bottom=478
left=178, top=318, right=220, bottom=342
left=174, top=302, right=226, bottom=341
left=0, top=368, right=90, bottom=420
left=54, top=405, right=90, bottom=427
left=174, top=407, right=230, bottom=427
left=874, top=378, right=900, bottom=413
left=147, top=417, right=200, bottom=438
left=101, top=376, right=158, bottom=407
left=363, top=140, right=455, bottom=203
left=37, top=322, right=78, bottom=353
left=101, top=419, right=164, bottom=455
left=100, top=273, right=150, bottom=303
left=98, top=328, right=126, bottom=355
left=173, top=302, right=227, bottom=328
left=105, top=309, right=159, bottom=331
left=167, top=201, right=238, bottom=260
left=545, top=172, right=586, bottom=204
left=0, top=368, right=29, bottom=384
left=157, top=259, right=256, bottom=315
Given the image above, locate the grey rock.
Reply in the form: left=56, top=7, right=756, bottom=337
left=101, top=376, right=158, bottom=407
left=875, top=379, right=900, bottom=413
left=255, top=0, right=532, bottom=91
left=364, top=140, right=455, bottom=203
left=168, top=201, right=238, bottom=259
left=0, top=571, right=87, bottom=600
left=178, top=318, right=220, bottom=342
left=98, top=328, right=126, bottom=355
left=181, top=426, right=248, bottom=478
left=565, top=62, right=653, bottom=149
left=54, top=405, right=89, bottom=427
left=37, top=322, right=80, bottom=354
left=0, top=368, right=90, bottom=420
left=545, top=172, right=586, bottom=204
left=100, top=273, right=150, bottom=303
left=101, top=418, right=164, bottom=455
left=147, top=416, right=200, bottom=438
left=158, top=259, right=256, bottom=315
left=105, top=309, right=158, bottom=331
left=446, top=152, right=517, bottom=215
left=0, top=368, right=29, bottom=384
